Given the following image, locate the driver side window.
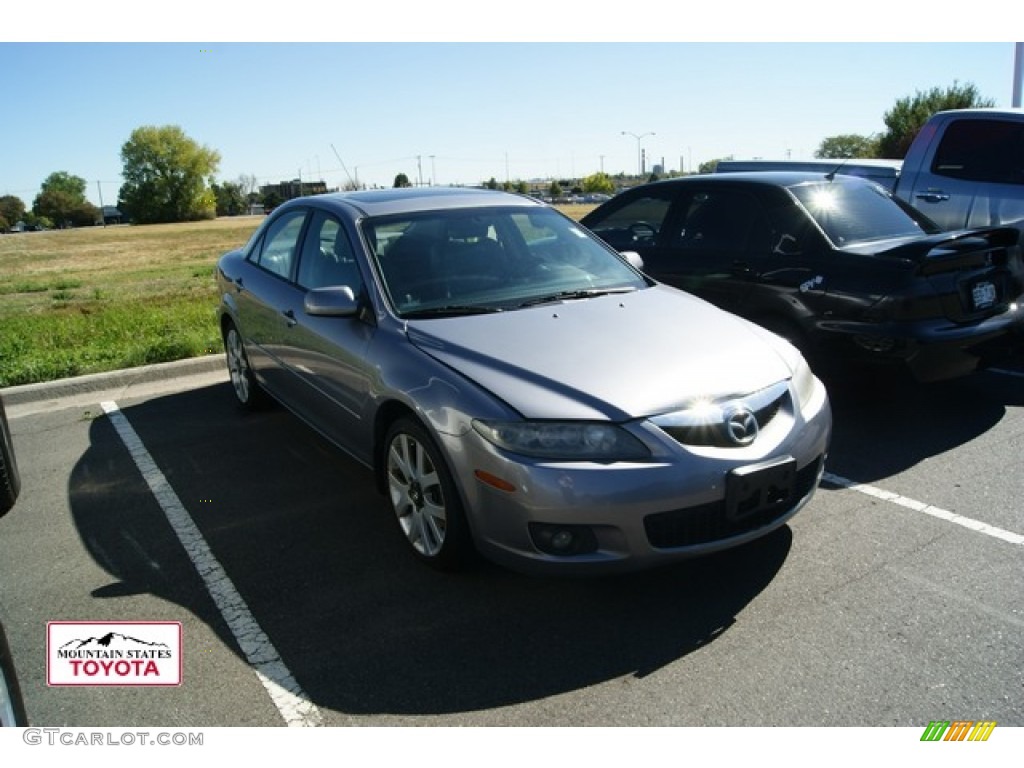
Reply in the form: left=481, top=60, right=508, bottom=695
left=584, top=191, right=674, bottom=250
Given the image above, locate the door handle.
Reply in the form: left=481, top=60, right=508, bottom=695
left=915, top=190, right=950, bottom=203
left=233, top=277, right=244, bottom=293
left=282, top=309, right=297, bottom=327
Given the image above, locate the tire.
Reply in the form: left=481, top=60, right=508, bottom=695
left=0, top=623, right=28, bottom=726
left=0, top=397, right=21, bottom=518
left=384, top=417, right=473, bottom=570
left=222, top=321, right=270, bottom=411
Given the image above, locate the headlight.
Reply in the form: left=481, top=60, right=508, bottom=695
left=472, top=420, right=650, bottom=460
left=791, top=354, right=818, bottom=411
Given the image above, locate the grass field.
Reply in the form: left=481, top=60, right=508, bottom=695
left=0, top=217, right=262, bottom=387
left=0, top=204, right=597, bottom=388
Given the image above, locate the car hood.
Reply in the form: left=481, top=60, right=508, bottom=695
left=405, top=285, right=795, bottom=421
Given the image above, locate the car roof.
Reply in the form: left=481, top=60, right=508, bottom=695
left=645, top=171, right=876, bottom=188
left=280, top=186, right=545, bottom=219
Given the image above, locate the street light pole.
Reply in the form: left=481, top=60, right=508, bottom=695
left=622, top=131, right=654, bottom=178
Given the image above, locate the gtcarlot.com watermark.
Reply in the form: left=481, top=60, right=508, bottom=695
left=23, top=728, right=203, bottom=747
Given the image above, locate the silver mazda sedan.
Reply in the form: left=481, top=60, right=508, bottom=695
left=216, top=188, right=831, bottom=574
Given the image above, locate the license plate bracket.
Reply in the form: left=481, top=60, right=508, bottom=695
left=726, top=456, right=797, bottom=521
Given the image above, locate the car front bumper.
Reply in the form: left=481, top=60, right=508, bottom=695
left=440, top=376, right=832, bottom=575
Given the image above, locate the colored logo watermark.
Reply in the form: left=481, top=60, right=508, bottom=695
left=47, top=622, right=182, bottom=686
left=920, top=720, right=997, bottom=742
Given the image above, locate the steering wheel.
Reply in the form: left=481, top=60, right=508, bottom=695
left=628, top=221, right=658, bottom=240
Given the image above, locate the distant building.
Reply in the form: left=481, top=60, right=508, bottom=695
left=259, top=179, right=328, bottom=201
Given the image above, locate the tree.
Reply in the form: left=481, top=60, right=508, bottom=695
left=876, top=82, right=995, bottom=158
left=582, top=172, right=615, bottom=195
left=548, top=180, right=563, bottom=198
left=0, top=195, right=26, bottom=228
left=393, top=173, right=412, bottom=188
left=33, top=172, right=97, bottom=227
left=211, top=181, right=247, bottom=216
left=815, top=134, right=879, bottom=159
left=699, top=156, right=732, bottom=174
left=262, top=191, right=283, bottom=212
left=119, top=125, right=220, bottom=223
left=238, top=173, right=259, bottom=199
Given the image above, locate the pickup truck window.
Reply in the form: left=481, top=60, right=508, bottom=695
left=931, top=119, right=1024, bottom=186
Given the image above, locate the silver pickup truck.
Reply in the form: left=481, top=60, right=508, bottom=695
left=894, top=108, right=1024, bottom=232
left=717, top=108, right=1024, bottom=234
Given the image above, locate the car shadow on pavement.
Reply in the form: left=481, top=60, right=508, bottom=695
left=68, top=382, right=792, bottom=719
left=819, top=367, right=1022, bottom=484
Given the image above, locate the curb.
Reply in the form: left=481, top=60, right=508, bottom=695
left=0, top=355, right=227, bottom=406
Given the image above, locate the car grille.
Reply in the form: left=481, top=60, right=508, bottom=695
left=652, top=383, right=790, bottom=448
left=659, top=395, right=785, bottom=447
left=643, top=456, right=823, bottom=549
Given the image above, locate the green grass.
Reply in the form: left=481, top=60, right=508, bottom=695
left=0, top=205, right=596, bottom=388
left=0, top=218, right=261, bottom=387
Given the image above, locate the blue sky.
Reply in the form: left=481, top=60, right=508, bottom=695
left=2, top=32, right=1020, bottom=207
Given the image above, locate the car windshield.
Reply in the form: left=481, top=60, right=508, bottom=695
left=789, top=181, right=939, bottom=247
left=362, top=206, right=648, bottom=316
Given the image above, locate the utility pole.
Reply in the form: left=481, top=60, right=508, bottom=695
left=621, top=131, right=654, bottom=179
left=1013, top=42, right=1023, bottom=108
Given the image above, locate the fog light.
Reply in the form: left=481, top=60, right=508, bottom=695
left=529, top=523, right=599, bottom=556
left=551, top=530, right=574, bottom=550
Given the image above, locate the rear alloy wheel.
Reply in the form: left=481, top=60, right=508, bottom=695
left=384, top=418, right=472, bottom=570
left=223, top=322, right=268, bottom=410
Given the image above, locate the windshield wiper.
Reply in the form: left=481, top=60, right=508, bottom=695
left=402, top=305, right=504, bottom=319
left=515, top=286, right=637, bottom=308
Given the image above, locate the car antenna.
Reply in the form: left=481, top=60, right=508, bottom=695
left=825, top=157, right=850, bottom=182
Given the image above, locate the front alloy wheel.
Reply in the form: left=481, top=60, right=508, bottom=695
left=385, top=418, right=471, bottom=570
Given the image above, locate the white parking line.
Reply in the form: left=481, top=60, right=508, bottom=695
left=822, top=471, right=1024, bottom=546
left=101, top=401, right=323, bottom=727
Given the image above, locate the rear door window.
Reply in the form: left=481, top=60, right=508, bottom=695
left=252, top=209, right=307, bottom=280
left=931, top=119, right=1024, bottom=185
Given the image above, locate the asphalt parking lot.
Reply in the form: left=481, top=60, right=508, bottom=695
left=0, top=356, right=1022, bottom=728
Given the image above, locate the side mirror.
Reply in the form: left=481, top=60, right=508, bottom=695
left=620, top=250, right=645, bottom=271
left=304, top=286, right=358, bottom=317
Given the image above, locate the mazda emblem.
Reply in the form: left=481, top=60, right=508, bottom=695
left=724, top=406, right=758, bottom=446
